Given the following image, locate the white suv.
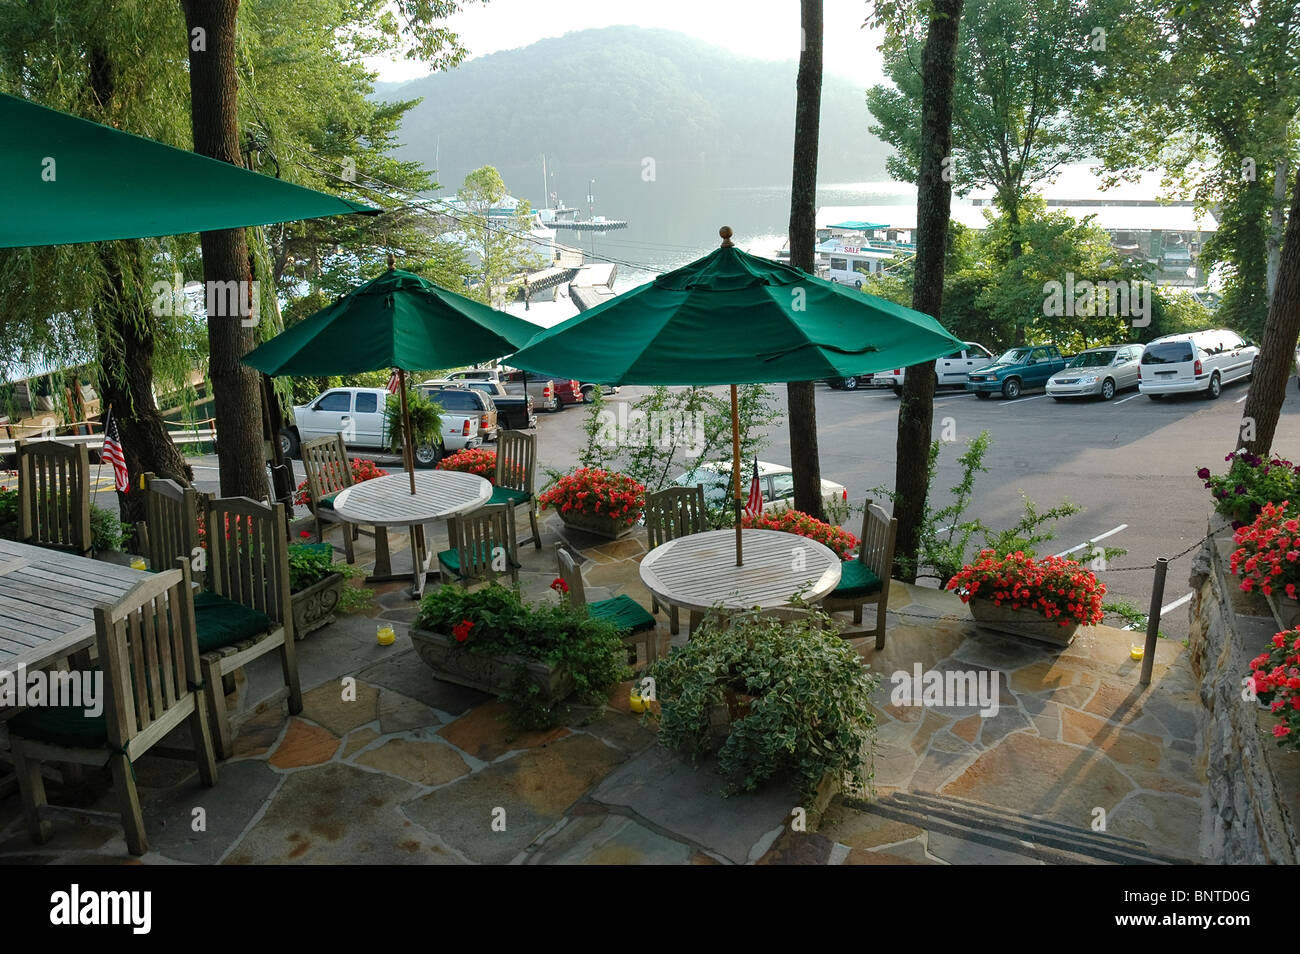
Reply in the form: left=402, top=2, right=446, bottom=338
left=1138, top=330, right=1258, bottom=400
left=873, top=342, right=996, bottom=391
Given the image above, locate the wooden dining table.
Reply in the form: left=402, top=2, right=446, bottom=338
left=639, top=528, right=842, bottom=622
left=0, top=538, right=154, bottom=679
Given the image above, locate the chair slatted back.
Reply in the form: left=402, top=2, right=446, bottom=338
left=96, top=559, right=200, bottom=748
left=555, top=546, right=588, bottom=607
left=204, top=495, right=291, bottom=627
left=447, top=504, right=513, bottom=584
left=16, top=439, right=92, bottom=553
left=858, top=500, right=898, bottom=580
left=645, top=484, right=707, bottom=550
left=144, top=473, right=202, bottom=583
left=495, top=430, right=536, bottom=495
left=301, top=434, right=353, bottom=507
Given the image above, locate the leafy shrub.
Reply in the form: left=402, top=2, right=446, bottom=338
left=416, top=584, right=629, bottom=729
left=385, top=388, right=443, bottom=453
left=650, top=608, right=878, bottom=801
left=90, top=504, right=130, bottom=553
left=1199, top=449, right=1300, bottom=528
left=0, top=484, right=16, bottom=540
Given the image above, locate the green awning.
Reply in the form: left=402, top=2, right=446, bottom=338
left=0, top=92, right=378, bottom=248
left=827, top=220, right=889, bottom=230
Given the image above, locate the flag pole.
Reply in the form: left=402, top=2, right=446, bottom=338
left=731, top=383, right=743, bottom=567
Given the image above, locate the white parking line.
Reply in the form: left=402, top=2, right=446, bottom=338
left=1159, top=591, right=1193, bottom=618
left=1236, top=393, right=1249, bottom=404
left=998, top=395, right=1047, bottom=406
left=1113, top=393, right=1142, bottom=406
left=1053, top=524, right=1128, bottom=558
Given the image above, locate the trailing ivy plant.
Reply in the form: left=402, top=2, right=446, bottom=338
left=649, top=607, right=879, bottom=801
left=416, top=584, right=630, bottom=730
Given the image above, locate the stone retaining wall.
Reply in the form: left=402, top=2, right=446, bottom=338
left=1187, top=524, right=1300, bottom=864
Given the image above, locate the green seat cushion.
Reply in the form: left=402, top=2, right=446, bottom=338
left=437, top=542, right=519, bottom=576
left=194, top=591, right=273, bottom=652
left=489, top=486, right=531, bottom=507
left=10, top=702, right=108, bottom=749
left=317, top=491, right=339, bottom=511
left=294, top=542, right=334, bottom=559
left=589, top=595, right=657, bottom=633
left=832, top=558, right=882, bottom=598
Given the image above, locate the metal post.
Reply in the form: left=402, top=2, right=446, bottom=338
left=1139, top=558, right=1168, bottom=685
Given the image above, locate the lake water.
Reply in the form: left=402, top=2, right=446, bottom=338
left=447, top=158, right=915, bottom=291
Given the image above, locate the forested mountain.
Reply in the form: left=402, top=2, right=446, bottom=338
left=377, top=26, right=889, bottom=189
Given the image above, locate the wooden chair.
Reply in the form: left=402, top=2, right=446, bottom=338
left=8, top=559, right=218, bottom=856
left=822, top=500, right=897, bottom=649
left=490, top=430, right=540, bottom=550
left=437, top=504, right=518, bottom=587
left=644, top=484, right=707, bottom=635
left=556, top=546, right=658, bottom=665
left=199, top=496, right=302, bottom=759
left=143, top=473, right=203, bottom=585
left=300, top=433, right=358, bottom=563
left=15, top=439, right=92, bottom=555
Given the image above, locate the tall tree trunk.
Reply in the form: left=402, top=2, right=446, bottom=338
left=1268, top=156, right=1288, bottom=302
left=95, top=244, right=194, bottom=524
left=893, top=0, right=964, bottom=582
left=1239, top=163, right=1300, bottom=457
left=182, top=0, right=267, bottom=500
left=786, top=0, right=825, bottom=521
left=86, top=47, right=190, bottom=524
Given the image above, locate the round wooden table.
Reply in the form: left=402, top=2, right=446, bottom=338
left=639, top=528, right=842, bottom=622
left=333, top=470, right=492, bottom=598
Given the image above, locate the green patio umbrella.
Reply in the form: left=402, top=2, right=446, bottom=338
left=509, top=227, right=964, bottom=563
left=243, top=259, right=543, bottom=493
left=0, top=92, right=377, bottom=248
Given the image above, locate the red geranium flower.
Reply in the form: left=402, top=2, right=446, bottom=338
left=550, top=577, right=569, bottom=593
left=451, top=619, right=474, bottom=643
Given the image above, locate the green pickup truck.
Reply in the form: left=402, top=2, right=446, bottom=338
left=965, top=345, right=1068, bottom=400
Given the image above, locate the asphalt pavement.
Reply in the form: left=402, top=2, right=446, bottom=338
left=128, top=373, right=1300, bottom=642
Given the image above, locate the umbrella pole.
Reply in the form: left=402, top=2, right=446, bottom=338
left=731, top=383, right=743, bottom=566
left=399, top=369, right=416, bottom=495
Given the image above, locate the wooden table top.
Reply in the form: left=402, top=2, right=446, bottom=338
left=0, top=539, right=153, bottom=673
left=638, top=528, right=842, bottom=613
left=331, top=471, right=492, bottom=528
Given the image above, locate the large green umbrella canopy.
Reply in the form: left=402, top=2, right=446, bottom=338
left=509, top=234, right=962, bottom=386
left=243, top=264, right=543, bottom=492
left=509, top=228, right=964, bottom=564
left=242, top=267, right=542, bottom=376
left=0, top=92, right=377, bottom=248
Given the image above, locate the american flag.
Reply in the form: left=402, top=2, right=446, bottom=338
left=387, top=369, right=402, bottom=395
left=744, top=458, right=764, bottom=519
left=102, top=409, right=129, bottom=493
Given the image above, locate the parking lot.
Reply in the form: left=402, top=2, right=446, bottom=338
left=135, top=370, right=1300, bottom=643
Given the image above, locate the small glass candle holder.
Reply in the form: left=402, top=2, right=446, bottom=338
left=1129, top=644, right=1144, bottom=661
left=377, top=624, right=397, bottom=646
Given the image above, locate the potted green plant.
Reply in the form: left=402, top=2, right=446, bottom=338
left=1228, top=500, right=1300, bottom=630
left=946, top=549, right=1106, bottom=647
left=649, top=607, right=879, bottom=804
left=411, top=583, right=629, bottom=729
left=287, top=538, right=372, bottom=637
left=539, top=467, right=645, bottom=539
left=385, top=388, right=444, bottom=466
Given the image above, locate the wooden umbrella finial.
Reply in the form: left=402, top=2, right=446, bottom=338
left=719, top=226, right=734, bottom=248
left=386, top=252, right=396, bottom=270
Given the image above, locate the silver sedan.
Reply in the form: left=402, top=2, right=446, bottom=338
left=1046, top=344, right=1143, bottom=401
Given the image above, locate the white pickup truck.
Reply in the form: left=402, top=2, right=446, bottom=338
left=279, top=386, right=486, bottom=467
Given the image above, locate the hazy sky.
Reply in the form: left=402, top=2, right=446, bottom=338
left=368, top=0, right=889, bottom=88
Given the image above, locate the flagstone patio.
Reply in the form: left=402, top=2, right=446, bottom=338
left=0, top=513, right=1210, bottom=864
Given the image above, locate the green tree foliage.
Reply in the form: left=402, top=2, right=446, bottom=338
left=456, top=166, right=546, bottom=306
left=1088, top=0, right=1300, bottom=340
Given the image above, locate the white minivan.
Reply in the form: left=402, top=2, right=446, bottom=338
left=1138, top=330, right=1258, bottom=400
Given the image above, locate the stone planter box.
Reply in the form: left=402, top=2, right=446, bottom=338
left=968, top=598, right=1080, bottom=647
left=557, top=509, right=637, bottom=540
left=290, top=571, right=345, bottom=640
left=1262, top=592, right=1300, bottom=633
left=410, top=626, right=574, bottom=703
